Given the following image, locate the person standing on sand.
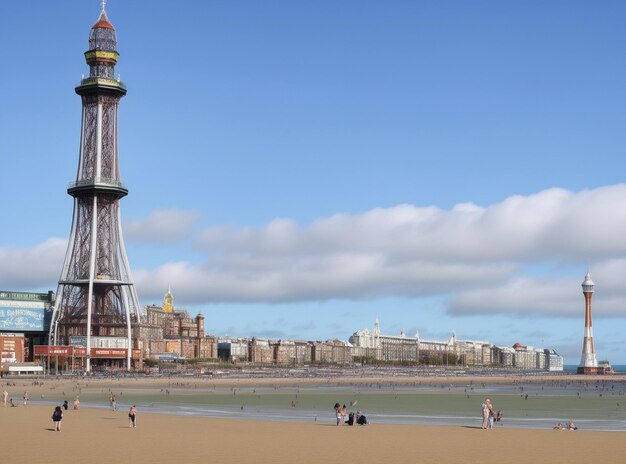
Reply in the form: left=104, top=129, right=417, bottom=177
left=2, top=388, right=8, bottom=407
left=334, top=403, right=342, bottom=426
left=487, top=400, right=496, bottom=429
left=128, top=405, right=137, bottom=428
left=481, top=399, right=491, bottom=429
left=52, top=406, right=63, bottom=432
left=23, top=391, right=29, bottom=406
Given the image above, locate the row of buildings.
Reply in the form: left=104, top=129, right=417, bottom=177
left=348, top=321, right=563, bottom=371
left=1, top=289, right=562, bottom=372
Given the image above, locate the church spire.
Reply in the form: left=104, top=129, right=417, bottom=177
left=373, top=317, right=380, bottom=337
left=163, top=287, right=174, bottom=313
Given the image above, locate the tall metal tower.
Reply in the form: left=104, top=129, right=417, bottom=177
left=577, top=272, right=598, bottom=374
left=50, top=3, right=140, bottom=372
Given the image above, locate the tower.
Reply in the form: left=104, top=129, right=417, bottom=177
left=163, top=287, right=174, bottom=313
left=49, top=2, right=140, bottom=372
left=577, top=272, right=598, bottom=374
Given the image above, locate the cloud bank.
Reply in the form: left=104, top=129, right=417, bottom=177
left=124, top=209, right=200, bottom=243
left=5, top=185, right=626, bottom=318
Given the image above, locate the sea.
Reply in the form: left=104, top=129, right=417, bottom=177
left=36, top=371, right=626, bottom=431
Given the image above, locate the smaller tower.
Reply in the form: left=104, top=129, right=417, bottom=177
left=372, top=317, right=381, bottom=350
left=577, top=272, right=598, bottom=374
left=163, top=288, right=174, bottom=313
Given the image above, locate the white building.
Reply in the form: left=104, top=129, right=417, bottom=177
left=350, top=319, right=488, bottom=365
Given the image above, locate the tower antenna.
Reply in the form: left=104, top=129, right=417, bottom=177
left=101, top=0, right=107, bottom=11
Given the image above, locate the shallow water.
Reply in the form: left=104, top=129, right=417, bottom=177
left=34, top=378, right=626, bottom=431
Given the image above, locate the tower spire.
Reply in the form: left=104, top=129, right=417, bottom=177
left=101, top=0, right=107, bottom=12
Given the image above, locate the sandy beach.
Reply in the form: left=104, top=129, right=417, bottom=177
left=1, top=403, right=624, bottom=464
left=1, top=375, right=625, bottom=463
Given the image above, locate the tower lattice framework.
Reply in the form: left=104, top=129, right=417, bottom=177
left=50, top=5, right=141, bottom=371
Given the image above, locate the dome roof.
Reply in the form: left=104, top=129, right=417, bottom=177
left=92, top=10, right=114, bottom=30
left=582, top=272, right=594, bottom=287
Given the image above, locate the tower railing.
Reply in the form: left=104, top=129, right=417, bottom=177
left=68, top=177, right=126, bottom=190
left=77, top=76, right=126, bottom=90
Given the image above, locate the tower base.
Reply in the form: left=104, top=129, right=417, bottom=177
left=577, top=366, right=614, bottom=375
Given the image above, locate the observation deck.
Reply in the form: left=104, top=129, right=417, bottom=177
left=75, top=77, right=127, bottom=96
left=67, top=177, right=128, bottom=197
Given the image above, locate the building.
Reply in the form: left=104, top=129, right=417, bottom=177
left=135, top=289, right=210, bottom=359
left=249, top=338, right=274, bottom=364
left=544, top=349, right=564, bottom=372
left=512, top=343, right=537, bottom=370
left=350, top=319, right=468, bottom=366
left=0, top=291, right=54, bottom=365
left=218, top=339, right=249, bottom=362
left=350, top=319, right=563, bottom=371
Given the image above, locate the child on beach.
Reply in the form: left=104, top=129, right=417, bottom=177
left=52, top=406, right=63, bottom=432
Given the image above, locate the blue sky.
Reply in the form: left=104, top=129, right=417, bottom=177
left=2, top=1, right=626, bottom=363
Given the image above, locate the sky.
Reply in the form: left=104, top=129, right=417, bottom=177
left=1, top=1, right=626, bottom=364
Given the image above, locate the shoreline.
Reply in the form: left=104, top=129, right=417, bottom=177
left=2, top=373, right=624, bottom=432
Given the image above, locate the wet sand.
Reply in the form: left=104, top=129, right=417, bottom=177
left=1, top=403, right=625, bottom=464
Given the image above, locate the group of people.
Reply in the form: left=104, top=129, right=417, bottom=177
left=481, top=398, right=502, bottom=429
left=553, top=420, right=577, bottom=430
left=333, top=403, right=368, bottom=426
left=50, top=402, right=137, bottom=430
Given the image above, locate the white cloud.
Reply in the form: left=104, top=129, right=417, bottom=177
left=146, top=184, right=625, bottom=313
left=124, top=209, right=200, bottom=243
left=0, top=238, right=66, bottom=289
left=6, top=185, right=626, bottom=319
left=196, top=185, right=626, bottom=262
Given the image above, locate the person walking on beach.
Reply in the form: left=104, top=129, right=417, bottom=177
left=23, top=391, right=29, bottom=406
left=128, top=405, right=137, bottom=428
left=73, top=396, right=80, bottom=410
left=2, top=388, right=7, bottom=407
left=52, top=406, right=63, bottom=432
